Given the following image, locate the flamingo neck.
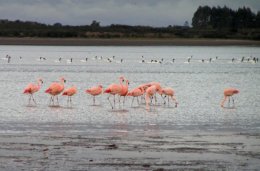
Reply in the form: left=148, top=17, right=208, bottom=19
left=37, top=80, right=42, bottom=88
left=60, top=80, right=65, bottom=85
left=119, top=78, right=124, bottom=85
left=125, top=80, right=129, bottom=88
left=140, top=87, right=144, bottom=93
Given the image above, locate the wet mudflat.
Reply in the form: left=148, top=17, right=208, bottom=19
left=0, top=128, right=259, bottom=171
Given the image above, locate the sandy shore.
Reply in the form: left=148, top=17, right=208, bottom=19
left=0, top=129, right=259, bottom=171
left=0, top=37, right=259, bottom=46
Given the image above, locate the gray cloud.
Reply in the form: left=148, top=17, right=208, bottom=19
left=0, top=0, right=259, bottom=26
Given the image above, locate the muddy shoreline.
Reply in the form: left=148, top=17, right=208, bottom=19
left=0, top=37, right=259, bottom=46
left=0, top=128, right=259, bottom=171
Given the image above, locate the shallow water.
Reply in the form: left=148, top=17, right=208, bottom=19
left=0, top=45, right=259, bottom=132
left=0, top=45, right=260, bottom=170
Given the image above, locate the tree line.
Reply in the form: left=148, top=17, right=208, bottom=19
left=193, top=6, right=260, bottom=29
left=0, top=6, right=259, bottom=40
left=192, top=6, right=260, bottom=39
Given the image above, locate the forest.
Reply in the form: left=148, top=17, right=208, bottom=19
left=0, top=6, right=259, bottom=40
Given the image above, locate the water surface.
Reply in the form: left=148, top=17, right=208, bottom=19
left=0, top=45, right=259, bottom=170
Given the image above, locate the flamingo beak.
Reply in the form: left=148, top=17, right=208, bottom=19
left=64, top=80, right=66, bottom=83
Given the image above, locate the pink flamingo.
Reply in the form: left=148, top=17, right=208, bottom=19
left=149, top=82, right=163, bottom=94
left=62, top=86, right=77, bottom=106
left=23, top=78, right=43, bottom=105
left=45, top=77, right=66, bottom=106
left=127, top=86, right=144, bottom=107
left=119, top=79, right=129, bottom=107
left=85, top=85, right=103, bottom=105
left=145, top=85, right=157, bottom=110
left=161, top=87, right=178, bottom=107
left=104, top=76, right=125, bottom=109
left=221, top=88, right=239, bottom=107
left=149, top=82, right=163, bottom=103
left=137, top=83, right=152, bottom=103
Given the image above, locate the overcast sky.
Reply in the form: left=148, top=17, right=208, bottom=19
left=0, top=0, right=259, bottom=27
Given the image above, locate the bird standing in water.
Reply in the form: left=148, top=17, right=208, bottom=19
left=45, top=77, right=66, bottom=106
left=23, top=78, right=43, bottom=105
left=85, top=85, right=103, bottom=105
left=221, top=88, right=239, bottom=108
left=62, top=86, right=77, bottom=107
left=161, top=87, right=178, bottom=107
left=104, top=76, right=125, bottom=109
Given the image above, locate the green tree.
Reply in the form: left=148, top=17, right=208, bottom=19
left=192, top=6, right=211, bottom=28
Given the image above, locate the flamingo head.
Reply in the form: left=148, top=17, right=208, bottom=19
left=119, top=76, right=125, bottom=82
left=60, top=77, right=66, bottom=83
left=38, top=78, right=43, bottom=84
left=233, top=89, right=239, bottom=94
left=98, top=85, right=103, bottom=88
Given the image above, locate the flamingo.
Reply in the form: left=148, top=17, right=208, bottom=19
left=119, top=79, right=129, bottom=107
left=127, top=87, right=144, bottom=107
left=145, top=85, right=157, bottom=110
left=161, top=87, right=178, bottom=107
left=23, top=78, right=43, bottom=105
left=85, top=85, right=103, bottom=105
left=45, top=77, right=66, bottom=106
left=221, top=88, right=239, bottom=108
left=104, top=76, right=125, bottom=109
left=62, top=86, right=77, bottom=106
left=137, top=83, right=152, bottom=103
left=149, top=82, right=163, bottom=103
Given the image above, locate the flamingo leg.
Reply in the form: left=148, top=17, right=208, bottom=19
left=131, top=97, right=134, bottom=107
left=67, top=96, right=69, bottom=106
left=141, top=95, right=145, bottom=104
left=171, top=96, right=178, bottom=107
left=145, top=95, right=150, bottom=111
left=70, top=96, right=72, bottom=106
left=28, top=94, right=31, bottom=105
left=154, top=94, right=157, bottom=104
left=107, top=95, right=113, bottom=109
left=114, top=95, right=117, bottom=109
left=29, top=95, right=32, bottom=104
left=93, top=96, right=96, bottom=105
left=221, top=96, right=227, bottom=107
left=31, top=94, right=37, bottom=105
left=228, top=97, right=230, bottom=107
left=123, top=96, right=126, bottom=107
left=49, top=96, right=53, bottom=105
left=49, top=96, right=52, bottom=105
left=231, top=96, right=235, bottom=106
left=162, top=95, right=166, bottom=105
left=56, top=96, right=59, bottom=106
left=118, top=96, right=121, bottom=107
left=168, top=95, right=170, bottom=106
left=52, top=96, right=55, bottom=105
left=137, top=96, right=140, bottom=105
